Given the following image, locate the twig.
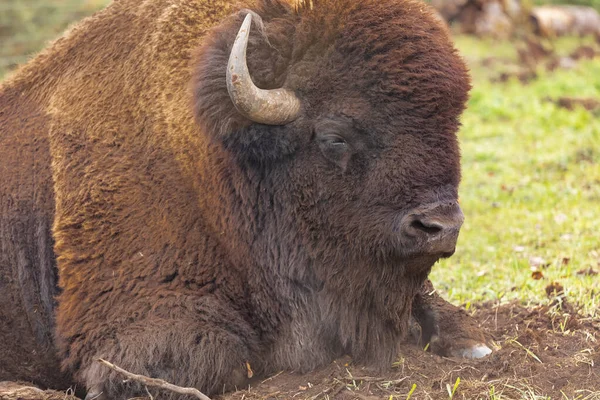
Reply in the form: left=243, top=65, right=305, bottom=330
left=144, top=386, right=154, bottom=400
left=97, top=358, right=212, bottom=400
left=342, top=375, right=408, bottom=384
left=260, top=370, right=284, bottom=384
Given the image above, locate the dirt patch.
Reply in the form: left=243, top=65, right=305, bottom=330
left=546, top=46, right=600, bottom=72
left=219, top=300, right=599, bottom=399
left=493, top=70, right=537, bottom=84
left=3, top=299, right=597, bottom=400
left=570, top=45, right=600, bottom=61
left=488, top=39, right=600, bottom=85
left=546, top=97, right=600, bottom=112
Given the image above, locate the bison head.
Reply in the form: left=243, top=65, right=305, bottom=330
left=193, top=0, right=470, bottom=338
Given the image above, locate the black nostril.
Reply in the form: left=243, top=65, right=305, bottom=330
left=400, top=203, right=463, bottom=257
left=410, top=219, right=443, bottom=235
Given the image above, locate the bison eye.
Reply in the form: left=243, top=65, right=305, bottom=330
left=319, top=134, right=347, bottom=146
left=317, top=133, right=351, bottom=169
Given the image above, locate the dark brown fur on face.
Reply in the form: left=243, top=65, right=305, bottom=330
left=0, top=0, right=476, bottom=398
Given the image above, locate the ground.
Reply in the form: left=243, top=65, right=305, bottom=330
left=220, top=297, right=599, bottom=400
left=3, top=294, right=598, bottom=399
left=1, top=2, right=599, bottom=400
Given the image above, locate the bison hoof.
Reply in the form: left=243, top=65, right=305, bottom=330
left=429, top=335, right=493, bottom=359
left=454, top=343, right=492, bottom=359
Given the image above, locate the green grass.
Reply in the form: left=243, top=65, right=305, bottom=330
left=431, top=36, right=600, bottom=317
left=533, top=0, right=600, bottom=10
left=0, top=0, right=110, bottom=78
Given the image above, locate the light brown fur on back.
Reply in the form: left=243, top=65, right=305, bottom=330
left=0, top=0, right=243, bottom=390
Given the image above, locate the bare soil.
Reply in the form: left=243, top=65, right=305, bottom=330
left=2, top=295, right=598, bottom=400
left=549, top=97, right=600, bottom=112
left=219, top=299, right=599, bottom=400
left=488, top=39, right=600, bottom=88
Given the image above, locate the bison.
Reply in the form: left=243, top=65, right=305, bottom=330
left=0, top=0, right=491, bottom=398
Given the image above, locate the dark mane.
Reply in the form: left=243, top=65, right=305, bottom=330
left=194, top=0, right=469, bottom=143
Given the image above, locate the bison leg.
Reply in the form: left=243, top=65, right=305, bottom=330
left=76, top=296, right=256, bottom=400
left=410, top=280, right=492, bottom=359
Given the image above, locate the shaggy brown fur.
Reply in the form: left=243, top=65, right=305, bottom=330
left=0, top=71, right=69, bottom=389
left=0, top=0, right=478, bottom=398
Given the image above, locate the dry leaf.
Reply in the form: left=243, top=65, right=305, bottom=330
left=531, top=270, right=544, bottom=280
left=246, top=361, right=254, bottom=379
left=577, top=268, right=598, bottom=276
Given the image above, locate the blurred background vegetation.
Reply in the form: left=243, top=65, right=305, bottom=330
left=0, top=0, right=109, bottom=77
left=535, top=0, right=600, bottom=8
left=1, top=0, right=599, bottom=316
left=1, top=0, right=600, bottom=78
left=1, top=0, right=599, bottom=77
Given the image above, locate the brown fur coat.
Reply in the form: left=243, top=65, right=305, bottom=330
left=0, top=0, right=474, bottom=397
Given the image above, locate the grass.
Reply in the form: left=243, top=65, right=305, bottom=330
left=0, top=2, right=598, bottom=317
left=0, top=0, right=110, bottom=78
left=533, top=0, right=600, bottom=9
left=431, top=36, right=600, bottom=317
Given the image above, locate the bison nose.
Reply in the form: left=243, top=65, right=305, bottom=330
left=401, top=202, right=464, bottom=257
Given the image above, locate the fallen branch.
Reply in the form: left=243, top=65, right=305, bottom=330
left=97, top=358, right=212, bottom=400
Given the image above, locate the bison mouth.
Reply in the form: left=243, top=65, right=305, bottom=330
left=389, top=251, right=450, bottom=276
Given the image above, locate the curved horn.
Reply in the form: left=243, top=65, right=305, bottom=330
left=227, top=13, right=301, bottom=125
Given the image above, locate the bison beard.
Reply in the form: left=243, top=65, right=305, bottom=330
left=0, top=0, right=489, bottom=398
